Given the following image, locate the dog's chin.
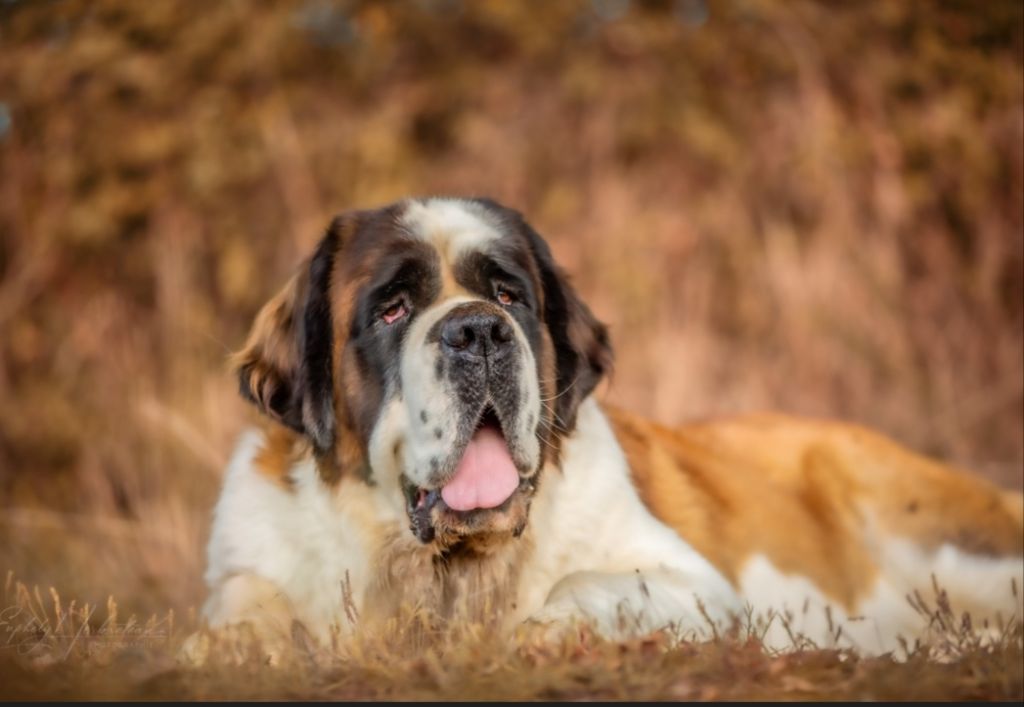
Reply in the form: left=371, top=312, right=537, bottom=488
left=401, top=403, right=539, bottom=550
left=402, top=476, right=537, bottom=551
left=434, top=483, right=535, bottom=551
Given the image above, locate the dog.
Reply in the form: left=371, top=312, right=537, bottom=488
left=201, top=196, right=1023, bottom=656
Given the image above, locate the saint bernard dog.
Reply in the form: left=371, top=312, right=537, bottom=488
left=201, top=196, right=1023, bottom=657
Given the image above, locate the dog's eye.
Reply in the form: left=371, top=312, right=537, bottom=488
left=381, top=301, right=408, bottom=325
left=496, top=289, right=515, bottom=306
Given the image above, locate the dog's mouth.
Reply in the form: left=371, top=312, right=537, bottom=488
left=403, top=405, right=535, bottom=544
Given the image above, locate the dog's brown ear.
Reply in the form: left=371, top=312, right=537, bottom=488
left=505, top=209, right=613, bottom=432
left=232, top=230, right=338, bottom=454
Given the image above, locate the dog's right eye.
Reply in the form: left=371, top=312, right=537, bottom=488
left=381, top=301, right=408, bottom=325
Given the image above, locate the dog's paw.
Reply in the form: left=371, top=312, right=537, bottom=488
left=515, top=608, right=593, bottom=648
left=175, top=623, right=286, bottom=668
left=176, top=630, right=211, bottom=667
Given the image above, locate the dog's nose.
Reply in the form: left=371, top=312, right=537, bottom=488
left=440, top=308, right=514, bottom=360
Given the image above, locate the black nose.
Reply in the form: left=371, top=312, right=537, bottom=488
left=440, top=307, right=515, bottom=360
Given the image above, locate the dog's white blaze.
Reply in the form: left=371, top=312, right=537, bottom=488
left=398, top=295, right=475, bottom=487
left=401, top=198, right=504, bottom=261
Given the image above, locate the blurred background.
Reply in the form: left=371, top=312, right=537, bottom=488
left=0, top=0, right=1021, bottom=620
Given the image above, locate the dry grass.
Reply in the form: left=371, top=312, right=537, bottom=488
left=1, top=574, right=1021, bottom=701
left=0, top=0, right=1022, bottom=700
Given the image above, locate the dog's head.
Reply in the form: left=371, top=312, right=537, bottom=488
left=233, top=197, right=611, bottom=550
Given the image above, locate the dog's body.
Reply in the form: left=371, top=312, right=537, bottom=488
left=203, top=197, right=1023, bottom=655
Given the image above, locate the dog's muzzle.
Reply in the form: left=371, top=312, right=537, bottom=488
left=402, top=302, right=540, bottom=546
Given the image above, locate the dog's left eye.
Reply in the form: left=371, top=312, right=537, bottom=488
left=496, top=288, right=516, bottom=306
left=381, top=301, right=408, bottom=324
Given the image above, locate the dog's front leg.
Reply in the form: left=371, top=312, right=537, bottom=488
left=524, top=567, right=742, bottom=642
left=180, top=573, right=300, bottom=666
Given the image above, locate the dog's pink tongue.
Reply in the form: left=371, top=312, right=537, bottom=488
left=441, top=425, right=519, bottom=512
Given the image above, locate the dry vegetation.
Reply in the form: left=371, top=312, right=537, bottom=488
left=1, top=574, right=1022, bottom=701
left=0, top=0, right=1021, bottom=700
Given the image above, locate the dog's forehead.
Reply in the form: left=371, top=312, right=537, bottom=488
left=399, top=198, right=508, bottom=263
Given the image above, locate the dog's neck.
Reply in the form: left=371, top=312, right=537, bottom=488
left=340, top=399, right=606, bottom=633
left=356, top=442, right=585, bottom=630
left=361, top=526, right=535, bottom=632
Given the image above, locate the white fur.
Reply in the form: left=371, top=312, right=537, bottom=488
left=204, top=432, right=366, bottom=634
left=513, top=399, right=741, bottom=637
left=740, top=539, right=1022, bottom=654
left=401, top=197, right=505, bottom=262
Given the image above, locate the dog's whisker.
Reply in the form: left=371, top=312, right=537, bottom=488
left=538, top=373, right=583, bottom=404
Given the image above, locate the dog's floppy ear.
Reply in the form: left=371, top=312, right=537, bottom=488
left=521, top=218, right=613, bottom=432
left=232, top=230, right=338, bottom=454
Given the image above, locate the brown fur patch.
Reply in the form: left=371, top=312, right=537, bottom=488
left=253, top=424, right=306, bottom=488
left=607, top=407, right=1024, bottom=611
left=325, top=237, right=373, bottom=484
left=535, top=328, right=563, bottom=465
left=231, top=270, right=307, bottom=423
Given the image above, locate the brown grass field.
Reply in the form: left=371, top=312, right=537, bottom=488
left=0, top=0, right=1022, bottom=700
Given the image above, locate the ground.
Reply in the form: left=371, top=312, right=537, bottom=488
left=1, top=577, right=1021, bottom=701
